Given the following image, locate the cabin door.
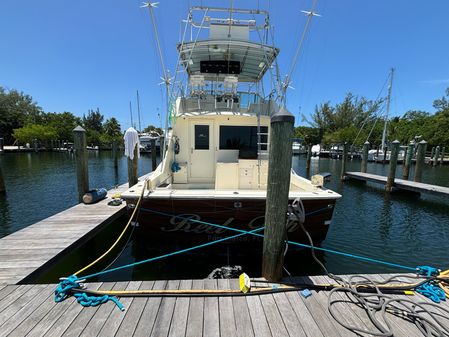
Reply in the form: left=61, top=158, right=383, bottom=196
left=190, top=122, right=215, bottom=180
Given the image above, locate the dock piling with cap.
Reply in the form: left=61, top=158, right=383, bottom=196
left=262, top=107, right=294, bottom=282
left=385, top=140, right=400, bottom=192
left=361, top=141, right=369, bottom=173
left=402, top=141, right=414, bottom=180
left=414, top=140, right=427, bottom=183
left=73, top=126, right=89, bottom=203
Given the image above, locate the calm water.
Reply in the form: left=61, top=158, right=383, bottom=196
left=1, top=152, right=449, bottom=281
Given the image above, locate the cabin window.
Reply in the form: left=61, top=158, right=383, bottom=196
left=219, top=126, right=268, bottom=151
left=194, top=125, right=209, bottom=150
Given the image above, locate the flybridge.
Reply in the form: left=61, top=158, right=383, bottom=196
left=177, top=6, right=279, bottom=83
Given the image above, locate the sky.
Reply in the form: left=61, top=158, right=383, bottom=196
left=1, top=0, right=449, bottom=130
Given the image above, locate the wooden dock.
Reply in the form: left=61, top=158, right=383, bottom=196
left=0, top=275, right=447, bottom=337
left=0, top=175, right=149, bottom=285
left=345, top=172, right=449, bottom=197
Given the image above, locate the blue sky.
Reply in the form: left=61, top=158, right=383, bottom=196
left=1, top=0, right=449, bottom=129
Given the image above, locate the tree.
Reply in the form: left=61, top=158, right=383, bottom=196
left=311, top=93, right=383, bottom=146
left=42, top=112, right=82, bottom=141
left=12, top=124, right=57, bottom=145
left=0, top=87, right=43, bottom=144
left=83, top=108, right=104, bottom=133
left=102, top=117, right=122, bottom=144
left=142, top=124, right=163, bottom=135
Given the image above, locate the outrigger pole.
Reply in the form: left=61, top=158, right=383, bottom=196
left=142, top=2, right=172, bottom=159
left=280, top=0, right=320, bottom=106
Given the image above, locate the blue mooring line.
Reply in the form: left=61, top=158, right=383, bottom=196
left=79, top=227, right=265, bottom=280
left=140, top=207, right=417, bottom=272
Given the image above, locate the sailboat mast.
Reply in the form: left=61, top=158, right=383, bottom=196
left=136, top=90, right=142, bottom=132
left=381, top=68, right=394, bottom=150
left=129, top=101, right=134, bottom=129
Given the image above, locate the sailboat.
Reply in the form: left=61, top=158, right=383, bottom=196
left=121, top=5, right=341, bottom=248
left=367, top=68, right=405, bottom=162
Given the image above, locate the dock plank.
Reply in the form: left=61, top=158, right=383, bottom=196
left=149, top=279, right=180, bottom=337
left=203, top=279, right=220, bottom=337
left=114, top=280, right=154, bottom=337
left=185, top=279, right=204, bottom=337
left=229, top=279, right=254, bottom=337
left=218, top=278, right=237, bottom=336
left=168, top=279, right=193, bottom=337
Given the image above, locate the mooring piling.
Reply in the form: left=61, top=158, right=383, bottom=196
left=112, top=140, right=119, bottom=169
left=430, top=147, right=435, bottom=163
left=306, top=144, right=312, bottom=171
left=382, top=146, right=387, bottom=164
left=340, top=142, right=348, bottom=181
left=441, top=147, right=445, bottom=166
left=414, top=140, right=427, bottom=183
left=433, top=146, right=440, bottom=167
left=0, top=138, right=4, bottom=154
left=361, top=141, right=369, bottom=173
left=151, top=138, right=157, bottom=171
left=73, top=126, right=89, bottom=203
left=262, top=107, right=294, bottom=282
left=402, top=141, right=414, bottom=180
left=385, top=140, right=400, bottom=192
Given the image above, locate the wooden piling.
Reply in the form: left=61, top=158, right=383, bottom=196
left=127, top=146, right=138, bottom=187
left=0, top=154, right=5, bottom=192
left=262, top=107, right=294, bottom=282
left=306, top=144, right=312, bottom=171
left=112, top=140, right=118, bottom=169
left=361, top=141, right=369, bottom=173
left=73, top=126, right=89, bottom=203
left=33, top=139, right=38, bottom=153
left=0, top=138, right=4, bottom=154
left=382, top=146, right=387, bottom=164
left=433, top=146, right=440, bottom=167
left=340, top=142, right=348, bottom=181
left=430, top=147, right=435, bottom=163
left=385, top=140, right=400, bottom=192
left=441, top=147, right=445, bottom=166
left=402, top=141, right=414, bottom=180
left=151, top=138, right=157, bottom=171
left=414, top=140, right=427, bottom=183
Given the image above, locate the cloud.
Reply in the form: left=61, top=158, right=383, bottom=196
left=419, top=78, right=449, bottom=85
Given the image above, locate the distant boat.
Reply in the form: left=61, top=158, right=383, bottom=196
left=368, top=148, right=405, bottom=162
left=292, top=138, right=305, bottom=155
left=139, top=131, right=161, bottom=153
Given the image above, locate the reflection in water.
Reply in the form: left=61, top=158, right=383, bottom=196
left=379, top=193, right=392, bottom=240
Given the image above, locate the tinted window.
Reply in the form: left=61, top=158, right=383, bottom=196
left=219, top=126, right=268, bottom=151
left=195, top=125, right=209, bottom=150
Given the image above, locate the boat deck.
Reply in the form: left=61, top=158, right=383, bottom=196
left=0, top=275, right=447, bottom=337
left=0, top=175, right=150, bottom=285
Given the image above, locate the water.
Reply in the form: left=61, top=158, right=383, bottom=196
left=0, top=151, right=158, bottom=237
left=1, top=152, right=449, bottom=281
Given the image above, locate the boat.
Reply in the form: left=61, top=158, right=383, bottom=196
left=121, top=5, right=341, bottom=249
left=139, top=131, right=161, bottom=153
left=292, top=138, right=306, bottom=155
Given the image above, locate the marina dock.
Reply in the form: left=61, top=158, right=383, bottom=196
left=0, top=175, right=149, bottom=285
left=0, top=275, right=447, bottom=337
left=345, top=171, right=449, bottom=197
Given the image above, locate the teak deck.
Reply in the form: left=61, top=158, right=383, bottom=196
left=345, top=171, right=449, bottom=197
left=0, top=275, right=447, bottom=337
left=0, top=175, right=149, bottom=285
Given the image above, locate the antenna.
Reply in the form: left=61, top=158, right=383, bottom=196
left=136, top=90, right=142, bottom=132
left=129, top=101, right=134, bottom=129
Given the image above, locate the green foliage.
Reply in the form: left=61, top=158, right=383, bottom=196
left=12, top=124, right=57, bottom=144
left=294, top=126, right=322, bottom=145
left=42, top=112, right=82, bottom=142
left=143, top=125, right=163, bottom=135
left=83, top=108, right=104, bottom=133
left=0, top=87, right=43, bottom=143
left=311, top=93, right=383, bottom=146
left=101, top=118, right=123, bottom=145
